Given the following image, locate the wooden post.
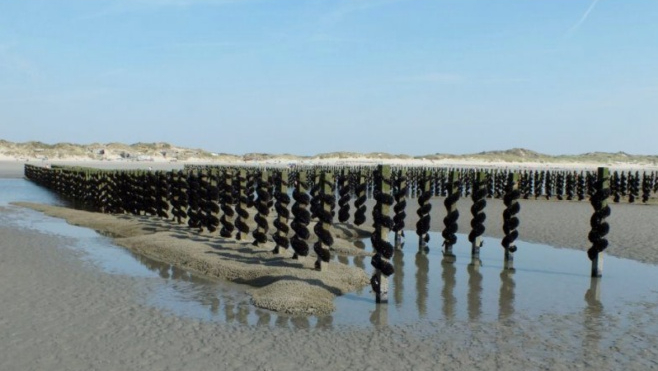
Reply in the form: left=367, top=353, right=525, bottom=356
left=469, top=171, right=487, bottom=266
left=443, top=170, right=460, bottom=257
left=374, top=165, right=392, bottom=303
left=502, top=172, right=520, bottom=270
left=417, top=169, right=431, bottom=252
left=273, top=170, right=289, bottom=254
left=394, top=170, right=407, bottom=248
left=235, top=169, right=249, bottom=240
left=314, top=171, right=333, bottom=271
left=589, top=167, right=610, bottom=277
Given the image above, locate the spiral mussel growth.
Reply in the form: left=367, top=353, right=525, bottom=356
left=370, top=165, right=394, bottom=303
left=462, top=170, right=472, bottom=198
left=442, top=171, right=460, bottom=250
left=566, top=172, right=576, bottom=201
left=468, top=172, right=487, bottom=248
left=252, top=171, right=271, bottom=246
left=272, top=170, right=291, bottom=254
left=234, top=170, right=250, bottom=240
left=204, top=171, right=221, bottom=233
left=353, top=171, right=368, bottom=226
left=337, top=171, right=351, bottom=223
left=219, top=170, right=236, bottom=238
left=520, top=171, right=530, bottom=200
left=642, top=171, right=652, bottom=203
left=577, top=171, right=586, bottom=201
left=555, top=172, right=565, bottom=201
left=290, top=171, right=311, bottom=259
left=486, top=172, right=495, bottom=198
left=143, top=172, right=158, bottom=216
left=392, top=170, right=407, bottom=244
left=156, top=171, right=169, bottom=219
left=587, top=168, right=611, bottom=267
left=629, top=171, right=640, bottom=203
left=494, top=170, right=505, bottom=199
left=415, top=170, right=432, bottom=248
left=313, top=171, right=334, bottom=270
left=544, top=171, right=554, bottom=200
left=612, top=171, right=621, bottom=203
left=501, top=174, right=521, bottom=254
left=186, top=171, right=203, bottom=231
left=534, top=171, right=543, bottom=200
left=309, top=170, right=321, bottom=220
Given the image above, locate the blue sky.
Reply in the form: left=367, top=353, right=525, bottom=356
left=1, top=0, right=656, bottom=156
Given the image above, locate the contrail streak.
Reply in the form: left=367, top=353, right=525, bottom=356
left=566, top=0, right=601, bottom=37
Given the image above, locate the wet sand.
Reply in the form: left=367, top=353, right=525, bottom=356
left=3, top=169, right=658, bottom=370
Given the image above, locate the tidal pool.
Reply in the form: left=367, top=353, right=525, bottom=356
left=2, top=178, right=658, bottom=332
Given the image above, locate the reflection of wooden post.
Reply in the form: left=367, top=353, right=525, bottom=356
left=589, top=167, right=610, bottom=277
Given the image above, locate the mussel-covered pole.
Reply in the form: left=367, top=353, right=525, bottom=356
left=353, top=170, right=367, bottom=226
left=588, top=167, right=611, bottom=277
left=468, top=171, right=487, bottom=264
left=416, top=170, right=431, bottom=252
left=313, top=171, right=334, bottom=271
left=290, top=171, right=311, bottom=260
left=272, top=170, right=290, bottom=254
left=501, top=172, right=521, bottom=270
left=393, top=169, right=407, bottom=248
left=219, top=169, right=235, bottom=238
left=235, top=169, right=250, bottom=240
left=442, top=171, right=460, bottom=256
left=371, top=165, right=394, bottom=303
left=252, top=170, right=271, bottom=246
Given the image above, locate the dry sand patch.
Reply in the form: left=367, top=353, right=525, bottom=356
left=12, top=202, right=371, bottom=315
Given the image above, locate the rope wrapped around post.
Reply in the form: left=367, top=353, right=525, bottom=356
left=501, top=172, right=521, bottom=270
left=442, top=170, right=460, bottom=255
left=272, top=170, right=290, bottom=254
left=313, top=170, right=334, bottom=270
left=219, top=169, right=235, bottom=238
left=353, top=170, right=368, bottom=226
left=337, top=170, right=351, bottom=223
left=587, top=167, right=611, bottom=277
left=290, top=171, right=311, bottom=259
left=235, top=169, right=250, bottom=240
left=252, top=170, right=271, bottom=246
left=468, top=171, right=487, bottom=263
left=392, top=169, right=407, bottom=248
left=370, top=165, right=394, bottom=303
left=415, top=170, right=431, bottom=251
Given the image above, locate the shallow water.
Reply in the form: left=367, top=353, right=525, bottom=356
left=2, top=178, right=658, bottom=331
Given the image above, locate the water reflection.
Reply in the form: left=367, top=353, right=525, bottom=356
left=8, top=175, right=658, bottom=331
left=498, top=269, right=515, bottom=321
left=393, top=248, right=404, bottom=305
left=441, top=255, right=457, bottom=320
left=415, top=251, right=429, bottom=318
left=583, top=278, right=604, bottom=357
left=467, top=263, right=483, bottom=321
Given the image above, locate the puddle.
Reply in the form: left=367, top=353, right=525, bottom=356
left=3, top=178, right=658, bottom=330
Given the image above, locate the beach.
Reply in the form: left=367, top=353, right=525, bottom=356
left=2, top=162, right=658, bottom=370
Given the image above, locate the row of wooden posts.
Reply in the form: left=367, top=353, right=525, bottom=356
left=24, top=164, right=612, bottom=303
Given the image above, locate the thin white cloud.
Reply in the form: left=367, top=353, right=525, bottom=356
left=566, top=0, right=601, bottom=37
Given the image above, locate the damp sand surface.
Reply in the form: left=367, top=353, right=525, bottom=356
left=3, top=179, right=658, bottom=370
